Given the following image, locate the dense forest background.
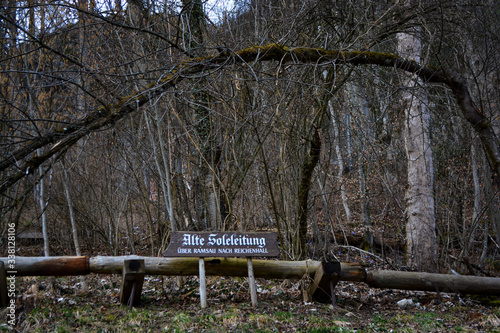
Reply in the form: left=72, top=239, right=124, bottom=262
left=1, top=0, right=500, bottom=274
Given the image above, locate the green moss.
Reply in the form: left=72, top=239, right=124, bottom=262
left=470, top=295, right=500, bottom=306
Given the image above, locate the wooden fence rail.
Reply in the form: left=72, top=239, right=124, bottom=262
left=1, top=256, right=500, bottom=307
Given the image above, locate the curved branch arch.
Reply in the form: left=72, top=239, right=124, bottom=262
left=2, top=44, right=498, bottom=193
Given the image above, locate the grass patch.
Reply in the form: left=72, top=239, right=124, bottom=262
left=9, top=276, right=500, bottom=332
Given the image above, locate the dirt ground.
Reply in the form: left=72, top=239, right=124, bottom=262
left=4, top=273, right=500, bottom=332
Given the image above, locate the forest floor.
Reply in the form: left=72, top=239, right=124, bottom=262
left=4, top=271, right=500, bottom=332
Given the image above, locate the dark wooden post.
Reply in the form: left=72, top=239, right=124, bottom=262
left=309, top=262, right=341, bottom=304
left=119, top=259, right=145, bottom=308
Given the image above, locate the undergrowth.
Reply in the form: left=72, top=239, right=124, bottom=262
left=3, top=276, right=500, bottom=332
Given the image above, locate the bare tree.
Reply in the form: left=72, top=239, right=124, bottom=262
left=397, top=25, right=437, bottom=271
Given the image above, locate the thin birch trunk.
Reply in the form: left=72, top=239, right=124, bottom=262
left=329, top=100, right=352, bottom=225
left=137, top=166, right=156, bottom=256
left=36, top=149, right=50, bottom=257
left=61, top=162, right=81, bottom=256
left=125, top=200, right=136, bottom=255
left=173, top=157, right=194, bottom=230
left=350, top=81, right=373, bottom=251
left=60, top=160, right=87, bottom=290
left=468, top=138, right=481, bottom=254
left=317, top=176, right=333, bottom=257
left=358, top=163, right=373, bottom=250
left=144, top=106, right=176, bottom=232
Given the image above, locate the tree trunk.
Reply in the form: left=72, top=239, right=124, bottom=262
left=36, top=150, right=50, bottom=257
left=61, top=161, right=81, bottom=256
left=297, top=129, right=321, bottom=259
left=350, top=81, right=373, bottom=250
left=397, top=28, right=437, bottom=271
left=484, top=151, right=500, bottom=244
left=366, top=270, right=500, bottom=296
left=467, top=137, right=481, bottom=256
left=329, top=100, right=352, bottom=225
left=60, top=159, right=87, bottom=290
left=182, top=0, right=220, bottom=231
left=144, top=109, right=176, bottom=232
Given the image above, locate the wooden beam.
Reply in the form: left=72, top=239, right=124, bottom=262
left=4, top=256, right=500, bottom=297
left=89, top=256, right=324, bottom=279
left=0, top=256, right=89, bottom=276
left=0, top=256, right=352, bottom=281
left=119, top=259, right=145, bottom=308
left=89, top=256, right=365, bottom=281
left=309, top=262, right=341, bottom=304
left=0, top=256, right=324, bottom=278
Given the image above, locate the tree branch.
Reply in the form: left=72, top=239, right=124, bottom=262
left=2, top=44, right=499, bottom=193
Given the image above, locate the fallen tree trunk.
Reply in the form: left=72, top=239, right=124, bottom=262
left=367, top=270, right=500, bottom=295
left=2, top=256, right=500, bottom=296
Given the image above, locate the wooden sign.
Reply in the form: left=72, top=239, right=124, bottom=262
left=163, top=232, right=280, bottom=257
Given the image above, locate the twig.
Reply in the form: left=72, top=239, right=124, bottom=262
left=337, top=245, right=384, bottom=262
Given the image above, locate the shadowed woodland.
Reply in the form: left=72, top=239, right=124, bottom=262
left=1, top=0, right=500, bottom=277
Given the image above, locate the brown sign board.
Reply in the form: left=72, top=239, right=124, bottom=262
left=163, top=232, right=280, bottom=257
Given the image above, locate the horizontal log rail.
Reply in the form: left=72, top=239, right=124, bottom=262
left=1, top=256, right=500, bottom=296
left=0, top=256, right=364, bottom=280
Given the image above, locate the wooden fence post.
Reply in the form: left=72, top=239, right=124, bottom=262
left=199, top=258, right=207, bottom=308
left=119, top=259, right=145, bottom=308
left=247, top=258, right=257, bottom=306
left=308, top=262, right=341, bottom=304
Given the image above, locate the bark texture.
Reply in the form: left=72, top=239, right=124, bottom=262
left=397, top=29, right=438, bottom=271
left=297, top=128, right=321, bottom=258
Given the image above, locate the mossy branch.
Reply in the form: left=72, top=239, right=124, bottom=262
left=2, top=44, right=499, bottom=193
